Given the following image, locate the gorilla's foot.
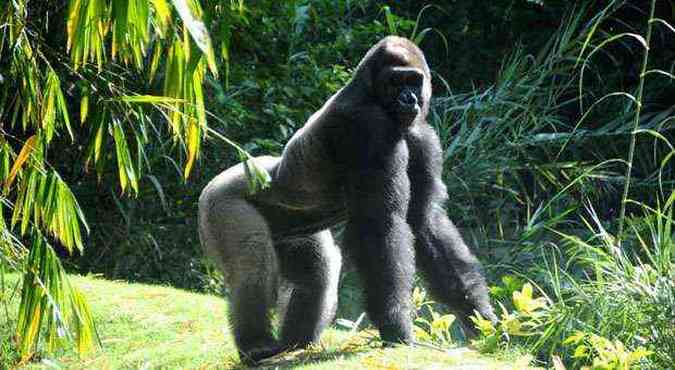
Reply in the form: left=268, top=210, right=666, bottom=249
left=238, top=343, right=284, bottom=365
left=280, top=337, right=315, bottom=351
left=381, top=340, right=413, bottom=348
left=378, top=323, right=414, bottom=346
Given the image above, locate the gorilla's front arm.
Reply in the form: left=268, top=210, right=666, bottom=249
left=406, top=123, right=497, bottom=330
left=341, top=121, right=416, bottom=343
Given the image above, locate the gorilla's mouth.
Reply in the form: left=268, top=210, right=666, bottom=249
left=396, top=102, right=420, bottom=125
left=397, top=101, right=420, bottom=114
left=396, top=88, right=421, bottom=121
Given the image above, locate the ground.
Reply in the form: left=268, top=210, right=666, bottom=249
left=1, top=275, right=536, bottom=369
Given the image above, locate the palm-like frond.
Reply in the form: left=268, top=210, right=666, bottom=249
left=0, top=0, right=228, bottom=361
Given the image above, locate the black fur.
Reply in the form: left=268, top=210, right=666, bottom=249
left=198, top=36, right=497, bottom=364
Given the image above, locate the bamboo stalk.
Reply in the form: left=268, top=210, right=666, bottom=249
left=617, top=0, right=657, bottom=242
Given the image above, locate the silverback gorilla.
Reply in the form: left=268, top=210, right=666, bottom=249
left=198, top=36, right=497, bottom=364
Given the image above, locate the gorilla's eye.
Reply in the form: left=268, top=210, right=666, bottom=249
left=387, top=67, right=424, bottom=88
left=403, top=72, right=423, bottom=88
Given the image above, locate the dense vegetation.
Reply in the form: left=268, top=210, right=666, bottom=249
left=1, top=0, right=673, bottom=369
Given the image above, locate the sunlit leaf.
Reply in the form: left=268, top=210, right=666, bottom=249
left=117, top=95, right=186, bottom=104
left=183, top=118, right=200, bottom=178
left=112, top=120, right=138, bottom=193
left=150, top=0, right=172, bottom=33
left=16, top=236, right=97, bottom=360
left=80, top=92, right=89, bottom=125
left=171, top=0, right=218, bottom=76
left=512, top=283, right=547, bottom=315
left=5, top=135, right=38, bottom=191
left=381, top=6, right=396, bottom=35
left=470, top=311, right=496, bottom=337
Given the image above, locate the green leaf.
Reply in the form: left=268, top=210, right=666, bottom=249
left=150, top=0, right=172, bottom=33
left=170, top=0, right=218, bottom=76
left=512, top=283, right=547, bottom=315
left=563, top=331, right=586, bottom=346
left=145, top=175, right=170, bottom=214
left=381, top=6, right=396, bottom=35
left=117, top=95, right=186, bottom=104
left=5, top=135, right=38, bottom=192
left=16, top=236, right=98, bottom=360
left=112, top=119, right=138, bottom=193
left=80, top=92, right=89, bottom=125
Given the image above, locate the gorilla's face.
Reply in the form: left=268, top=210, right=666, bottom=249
left=379, top=67, right=425, bottom=125
left=373, top=52, right=428, bottom=127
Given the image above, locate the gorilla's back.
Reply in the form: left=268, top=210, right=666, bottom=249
left=200, top=154, right=346, bottom=241
left=251, top=152, right=347, bottom=239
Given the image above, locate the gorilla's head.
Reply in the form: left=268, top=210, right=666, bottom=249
left=355, top=36, right=432, bottom=127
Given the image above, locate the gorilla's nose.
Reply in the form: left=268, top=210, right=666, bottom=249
left=398, top=89, right=418, bottom=107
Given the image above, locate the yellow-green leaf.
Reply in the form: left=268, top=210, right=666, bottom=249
left=150, top=0, right=172, bottom=33
left=183, top=118, right=200, bottom=178
left=513, top=282, right=547, bottom=315
left=80, top=94, right=89, bottom=124
left=170, top=0, right=218, bottom=76
left=5, top=135, right=38, bottom=191
left=117, top=95, right=185, bottom=104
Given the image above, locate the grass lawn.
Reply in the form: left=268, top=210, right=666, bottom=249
left=1, top=275, right=534, bottom=369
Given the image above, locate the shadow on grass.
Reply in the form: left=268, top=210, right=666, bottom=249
left=222, top=348, right=365, bottom=370
left=223, top=334, right=381, bottom=370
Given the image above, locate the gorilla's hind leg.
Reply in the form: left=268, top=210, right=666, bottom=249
left=199, top=197, right=281, bottom=364
left=229, top=279, right=282, bottom=363
left=276, top=230, right=342, bottom=348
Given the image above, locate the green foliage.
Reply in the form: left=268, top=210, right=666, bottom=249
left=3, top=0, right=672, bottom=367
left=563, top=332, right=652, bottom=370
left=16, top=236, right=96, bottom=358
left=0, top=0, right=228, bottom=361
left=469, top=190, right=674, bottom=369
left=472, top=282, right=656, bottom=369
left=411, top=287, right=456, bottom=346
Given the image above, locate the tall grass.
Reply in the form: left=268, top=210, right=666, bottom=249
left=501, top=195, right=674, bottom=368
left=423, top=1, right=674, bottom=368
left=430, top=5, right=595, bottom=234
left=431, top=1, right=674, bottom=237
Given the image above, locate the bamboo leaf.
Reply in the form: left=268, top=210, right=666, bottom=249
left=192, top=64, right=206, bottom=127
left=146, top=174, right=170, bottom=214
left=16, top=237, right=97, bottom=360
left=5, top=135, right=38, bottom=191
left=80, top=92, right=89, bottom=125
left=117, top=95, right=185, bottom=104
left=170, top=0, right=218, bottom=76
left=112, top=0, right=129, bottom=60
left=53, top=73, right=74, bottom=140
left=148, top=41, right=163, bottom=82
left=150, top=0, right=172, bottom=33
left=183, top=118, right=200, bottom=178
left=112, top=120, right=138, bottom=193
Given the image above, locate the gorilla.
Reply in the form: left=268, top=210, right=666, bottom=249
left=198, top=36, right=497, bottom=364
